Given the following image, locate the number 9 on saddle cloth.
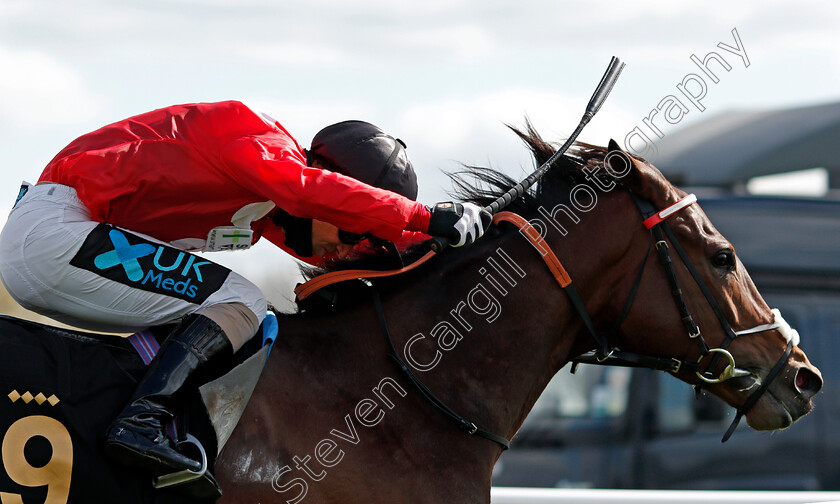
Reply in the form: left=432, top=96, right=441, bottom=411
left=0, top=311, right=276, bottom=503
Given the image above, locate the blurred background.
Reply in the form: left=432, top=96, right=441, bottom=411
left=1, top=0, right=838, bottom=315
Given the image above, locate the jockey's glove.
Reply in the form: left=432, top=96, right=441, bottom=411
left=427, top=202, right=492, bottom=247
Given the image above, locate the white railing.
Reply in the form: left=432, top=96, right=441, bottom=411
left=490, top=488, right=840, bottom=504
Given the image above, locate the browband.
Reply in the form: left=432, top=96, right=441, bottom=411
left=643, top=194, right=697, bottom=229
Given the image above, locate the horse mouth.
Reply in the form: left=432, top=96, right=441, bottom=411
left=739, top=364, right=822, bottom=431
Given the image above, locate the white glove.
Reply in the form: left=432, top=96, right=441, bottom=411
left=427, top=202, right=492, bottom=247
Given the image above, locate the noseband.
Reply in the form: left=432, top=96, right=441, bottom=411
left=567, top=193, right=797, bottom=442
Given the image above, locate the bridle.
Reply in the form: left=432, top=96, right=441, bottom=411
left=297, top=56, right=800, bottom=448
left=365, top=193, right=799, bottom=451
left=570, top=192, right=798, bottom=442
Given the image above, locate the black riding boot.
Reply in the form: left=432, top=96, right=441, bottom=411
left=105, top=314, right=232, bottom=474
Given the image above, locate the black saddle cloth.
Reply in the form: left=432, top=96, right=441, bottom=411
left=0, top=314, right=249, bottom=503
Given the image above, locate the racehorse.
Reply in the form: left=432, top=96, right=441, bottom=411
left=0, top=127, right=822, bottom=504
left=212, top=126, right=822, bottom=503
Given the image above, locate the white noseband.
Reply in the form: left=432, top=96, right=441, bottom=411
left=734, top=308, right=800, bottom=346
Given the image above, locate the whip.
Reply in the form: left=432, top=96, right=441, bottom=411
left=431, top=56, right=625, bottom=252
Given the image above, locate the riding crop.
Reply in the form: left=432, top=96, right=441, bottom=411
left=431, top=56, right=625, bottom=252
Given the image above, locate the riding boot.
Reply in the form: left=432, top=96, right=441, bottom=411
left=104, top=314, right=232, bottom=474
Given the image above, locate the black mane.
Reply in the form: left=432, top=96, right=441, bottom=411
left=449, top=122, right=612, bottom=219
left=305, top=122, right=612, bottom=278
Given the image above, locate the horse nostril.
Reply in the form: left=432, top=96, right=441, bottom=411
left=795, top=366, right=823, bottom=398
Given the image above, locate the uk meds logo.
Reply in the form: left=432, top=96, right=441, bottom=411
left=71, top=224, right=230, bottom=304
left=94, top=229, right=155, bottom=281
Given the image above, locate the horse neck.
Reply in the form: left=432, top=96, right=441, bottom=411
left=366, top=208, right=631, bottom=444
left=393, top=191, right=646, bottom=437
left=255, top=190, right=642, bottom=444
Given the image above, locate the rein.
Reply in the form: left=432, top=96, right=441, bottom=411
left=581, top=193, right=796, bottom=442
left=294, top=211, right=585, bottom=451
left=294, top=251, right=437, bottom=302
left=371, top=288, right=512, bottom=450
left=293, top=196, right=798, bottom=448
left=366, top=211, right=578, bottom=451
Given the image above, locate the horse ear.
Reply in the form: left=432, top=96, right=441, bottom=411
left=606, top=139, right=630, bottom=175
left=606, top=139, right=682, bottom=207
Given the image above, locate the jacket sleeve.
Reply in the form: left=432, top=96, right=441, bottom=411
left=220, top=133, right=428, bottom=241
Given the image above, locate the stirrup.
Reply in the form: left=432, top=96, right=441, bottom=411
left=153, top=433, right=207, bottom=489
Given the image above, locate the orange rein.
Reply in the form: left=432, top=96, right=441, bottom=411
left=293, top=211, right=572, bottom=303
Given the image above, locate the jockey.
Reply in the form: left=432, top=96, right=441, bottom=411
left=0, top=101, right=490, bottom=478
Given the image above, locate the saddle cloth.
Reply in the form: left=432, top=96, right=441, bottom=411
left=0, top=313, right=275, bottom=503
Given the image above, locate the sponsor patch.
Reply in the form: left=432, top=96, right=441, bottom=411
left=70, top=224, right=230, bottom=303
left=206, top=226, right=253, bottom=252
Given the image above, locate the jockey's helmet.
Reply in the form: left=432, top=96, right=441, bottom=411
left=307, top=121, right=418, bottom=200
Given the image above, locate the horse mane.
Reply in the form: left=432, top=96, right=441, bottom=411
left=302, top=121, right=615, bottom=280
left=449, top=121, right=614, bottom=219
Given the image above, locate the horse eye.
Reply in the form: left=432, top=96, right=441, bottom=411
left=711, top=250, right=735, bottom=270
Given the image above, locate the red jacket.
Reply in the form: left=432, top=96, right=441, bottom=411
left=39, top=101, right=430, bottom=262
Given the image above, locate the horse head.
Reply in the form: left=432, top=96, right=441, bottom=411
left=491, top=125, right=822, bottom=436
left=593, top=139, right=823, bottom=434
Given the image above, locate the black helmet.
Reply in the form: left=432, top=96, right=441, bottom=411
left=308, top=120, right=418, bottom=200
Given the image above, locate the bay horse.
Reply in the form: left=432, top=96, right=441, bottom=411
left=212, top=126, right=822, bottom=503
